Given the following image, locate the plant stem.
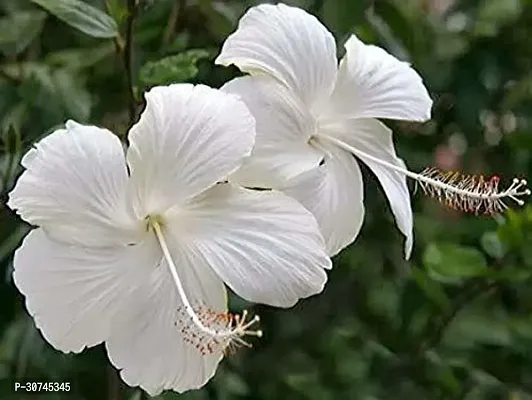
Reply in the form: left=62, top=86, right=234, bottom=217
left=162, top=0, right=186, bottom=48
left=124, top=0, right=139, bottom=127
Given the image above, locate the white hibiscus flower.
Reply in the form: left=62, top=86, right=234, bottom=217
left=216, top=3, right=529, bottom=259
left=7, top=84, right=331, bottom=395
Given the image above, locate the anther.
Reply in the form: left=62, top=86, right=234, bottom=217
left=418, top=167, right=530, bottom=215
left=175, top=304, right=262, bottom=356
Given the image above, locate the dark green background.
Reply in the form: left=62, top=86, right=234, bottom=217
left=1, top=0, right=532, bottom=399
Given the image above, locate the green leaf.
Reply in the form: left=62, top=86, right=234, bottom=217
left=30, top=0, right=118, bottom=38
left=322, top=0, right=368, bottom=37
left=104, top=0, right=128, bottom=26
left=139, top=50, right=210, bottom=86
left=481, top=231, right=506, bottom=259
left=45, top=42, right=115, bottom=70
left=485, top=267, right=531, bottom=282
left=0, top=11, right=47, bottom=55
left=16, top=63, right=92, bottom=122
left=410, top=267, right=451, bottom=310
left=498, top=208, right=526, bottom=247
left=52, top=69, right=92, bottom=121
left=373, top=0, right=416, bottom=53
left=445, top=308, right=512, bottom=348
left=0, top=225, right=28, bottom=266
left=197, top=0, right=236, bottom=39
left=423, top=243, right=489, bottom=278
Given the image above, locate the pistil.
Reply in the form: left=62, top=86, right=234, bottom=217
left=318, top=134, right=530, bottom=214
left=149, top=219, right=262, bottom=354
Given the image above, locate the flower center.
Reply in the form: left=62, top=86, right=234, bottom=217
left=147, top=217, right=262, bottom=355
left=144, top=214, right=165, bottom=231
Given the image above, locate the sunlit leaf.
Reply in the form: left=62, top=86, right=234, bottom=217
left=139, top=49, right=210, bottom=86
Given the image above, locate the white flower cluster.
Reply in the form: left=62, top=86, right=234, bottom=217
left=6, top=2, right=527, bottom=397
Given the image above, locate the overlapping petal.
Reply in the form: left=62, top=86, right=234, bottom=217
left=127, top=84, right=255, bottom=217
left=216, top=3, right=337, bottom=109
left=176, top=184, right=331, bottom=308
left=326, top=34, right=432, bottom=122
left=106, top=237, right=227, bottom=395
left=322, top=119, right=413, bottom=258
left=7, top=121, right=140, bottom=248
left=221, top=76, right=322, bottom=188
left=13, top=229, right=159, bottom=353
left=282, top=141, right=365, bottom=256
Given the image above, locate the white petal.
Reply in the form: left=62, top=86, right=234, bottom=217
left=216, top=3, right=337, bottom=109
left=126, top=84, right=255, bottom=217
left=178, top=184, right=331, bottom=308
left=325, top=34, right=432, bottom=122
left=222, top=76, right=322, bottom=188
left=106, top=234, right=227, bottom=395
left=13, top=229, right=158, bottom=353
left=323, top=119, right=413, bottom=258
left=282, top=141, right=365, bottom=257
left=7, top=121, right=140, bottom=247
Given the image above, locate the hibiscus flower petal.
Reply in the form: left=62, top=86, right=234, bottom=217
left=282, top=141, right=365, bottom=257
left=13, top=229, right=159, bottom=353
left=326, top=34, right=432, bottom=122
left=216, top=3, right=337, bottom=109
left=324, top=119, right=413, bottom=258
left=126, top=84, right=255, bottom=216
left=221, top=76, right=322, bottom=188
left=106, top=235, right=227, bottom=396
left=7, top=121, right=139, bottom=247
left=177, top=183, right=331, bottom=308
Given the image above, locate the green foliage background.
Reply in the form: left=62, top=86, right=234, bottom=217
left=1, top=0, right=532, bottom=399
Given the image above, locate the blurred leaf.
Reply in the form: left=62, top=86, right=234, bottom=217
left=485, top=267, right=531, bottom=282
left=1, top=103, right=26, bottom=135
left=0, top=11, right=47, bottom=55
left=30, top=0, right=119, bottom=38
left=410, top=267, right=451, bottom=309
left=222, top=371, right=249, bottom=396
left=445, top=308, right=512, bottom=348
left=14, top=63, right=91, bottom=121
left=322, top=0, right=368, bottom=36
left=197, top=0, right=237, bottom=39
left=498, top=208, right=526, bottom=248
left=105, top=0, right=128, bottom=26
left=52, top=69, right=92, bottom=121
left=423, top=243, right=489, bottom=278
left=45, top=42, right=115, bottom=70
left=474, top=0, right=521, bottom=37
left=373, top=0, right=416, bottom=54
left=139, top=49, right=210, bottom=86
left=481, top=231, right=506, bottom=259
